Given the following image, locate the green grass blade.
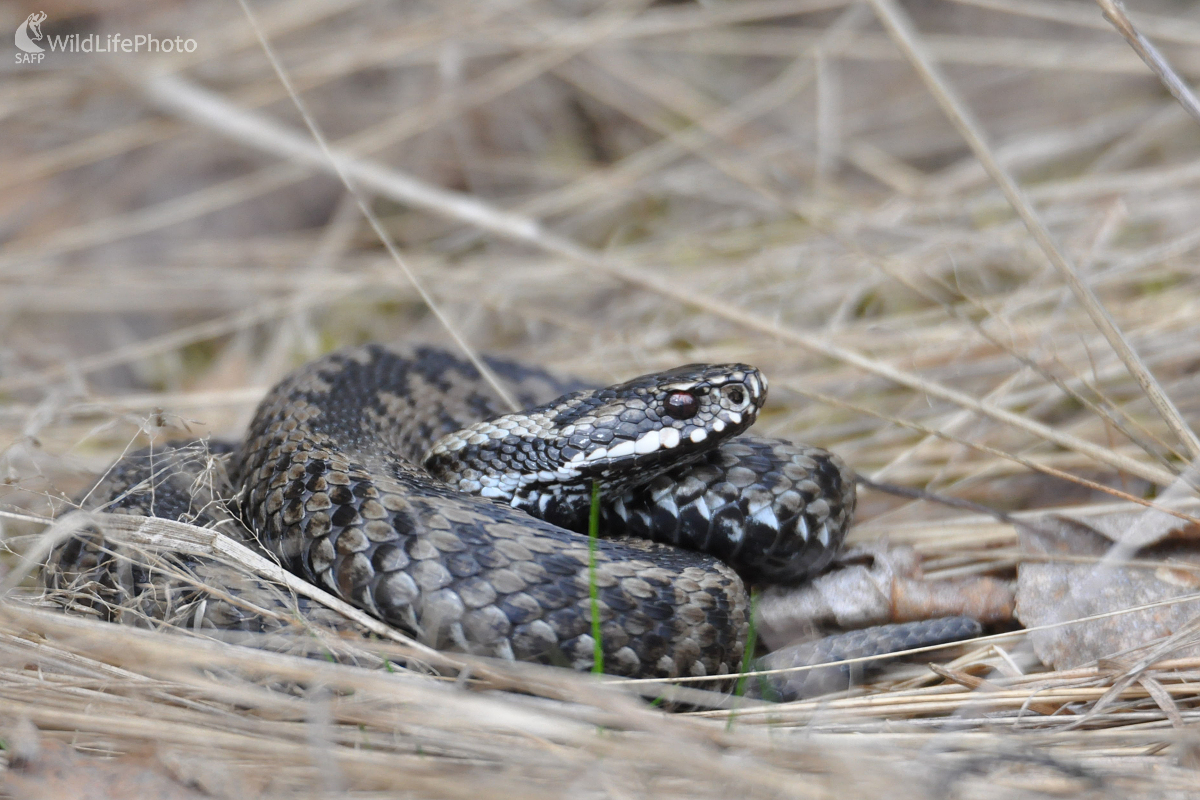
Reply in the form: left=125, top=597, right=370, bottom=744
left=589, top=480, right=604, bottom=674
left=727, top=590, right=760, bottom=730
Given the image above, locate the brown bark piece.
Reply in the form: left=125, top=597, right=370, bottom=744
left=756, top=543, right=1013, bottom=650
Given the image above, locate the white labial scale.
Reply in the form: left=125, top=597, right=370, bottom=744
left=689, top=428, right=707, bottom=443
left=633, top=430, right=660, bottom=454
left=606, top=440, right=636, bottom=459
left=659, top=428, right=680, bottom=449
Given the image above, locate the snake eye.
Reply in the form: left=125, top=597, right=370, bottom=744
left=665, top=391, right=699, bottom=420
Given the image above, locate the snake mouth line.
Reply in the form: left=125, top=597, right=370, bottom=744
left=424, top=362, right=768, bottom=507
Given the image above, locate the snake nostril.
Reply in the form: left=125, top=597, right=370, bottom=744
left=725, top=386, right=745, bottom=406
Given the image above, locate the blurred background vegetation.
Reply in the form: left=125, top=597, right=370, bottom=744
left=5, top=0, right=1200, bottom=796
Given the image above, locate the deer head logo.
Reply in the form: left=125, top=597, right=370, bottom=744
left=16, top=11, right=48, bottom=54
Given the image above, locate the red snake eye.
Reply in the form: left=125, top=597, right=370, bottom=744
left=665, top=391, right=699, bottom=420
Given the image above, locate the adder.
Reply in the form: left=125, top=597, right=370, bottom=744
left=45, top=344, right=978, bottom=698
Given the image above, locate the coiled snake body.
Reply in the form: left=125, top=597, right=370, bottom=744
left=47, top=344, right=971, bottom=691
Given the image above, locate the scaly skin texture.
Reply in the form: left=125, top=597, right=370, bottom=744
left=424, top=362, right=769, bottom=541
left=234, top=344, right=749, bottom=678
left=44, top=442, right=356, bottom=634
left=49, top=343, right=919, bottom=693
left=605, top=439, right=855, bottom=585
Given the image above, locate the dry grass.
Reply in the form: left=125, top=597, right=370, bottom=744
left=6, top=0, right=1200, bottom=796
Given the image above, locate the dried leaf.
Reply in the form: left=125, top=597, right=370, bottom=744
left=1016, top=517, right=1200, bottom=669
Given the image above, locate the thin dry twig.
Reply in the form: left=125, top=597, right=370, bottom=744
left=9, top=1, right=1200, bottom=794
left=868, top=0, right=1200, bottom=464
left=114, top=67, right=1178, bottom=486
left=1095, top=0, right=1200, bottom=127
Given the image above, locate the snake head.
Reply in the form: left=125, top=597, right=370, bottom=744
left=423, top=363, right=767, bottom=530
left=558, top=362, right=767, bottom=465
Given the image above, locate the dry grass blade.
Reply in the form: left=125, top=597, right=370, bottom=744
left=190, top=2, right=521, bottom=411
left=609, top=264, right=1178, bottom=486
left=1096, top=0, right=1200, bottom=127
left=785, top=383, right=1200, bottom=524
left=0, top=606, right=942, bottom=800
left=9, top=0, right=1200, bottom=796
left=118, top=61, right=1179, bottom=486
left=133, top=72, right=569, bottom=260
left=951, top=0, right=1200, bottom=45
left=0, top=287, right=370, bottom=394
left=868, top=0, right=1200, bottom=464
left=39, top=511, right=446, bottom=658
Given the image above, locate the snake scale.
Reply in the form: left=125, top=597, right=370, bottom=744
left=45, top=344, right=978, bottom=697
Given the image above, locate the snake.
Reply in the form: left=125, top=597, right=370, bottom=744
left=44, top=344, right=978, bottom=698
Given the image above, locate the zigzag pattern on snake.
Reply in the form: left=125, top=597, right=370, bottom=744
left=44, top=344, right=977, bottom=694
